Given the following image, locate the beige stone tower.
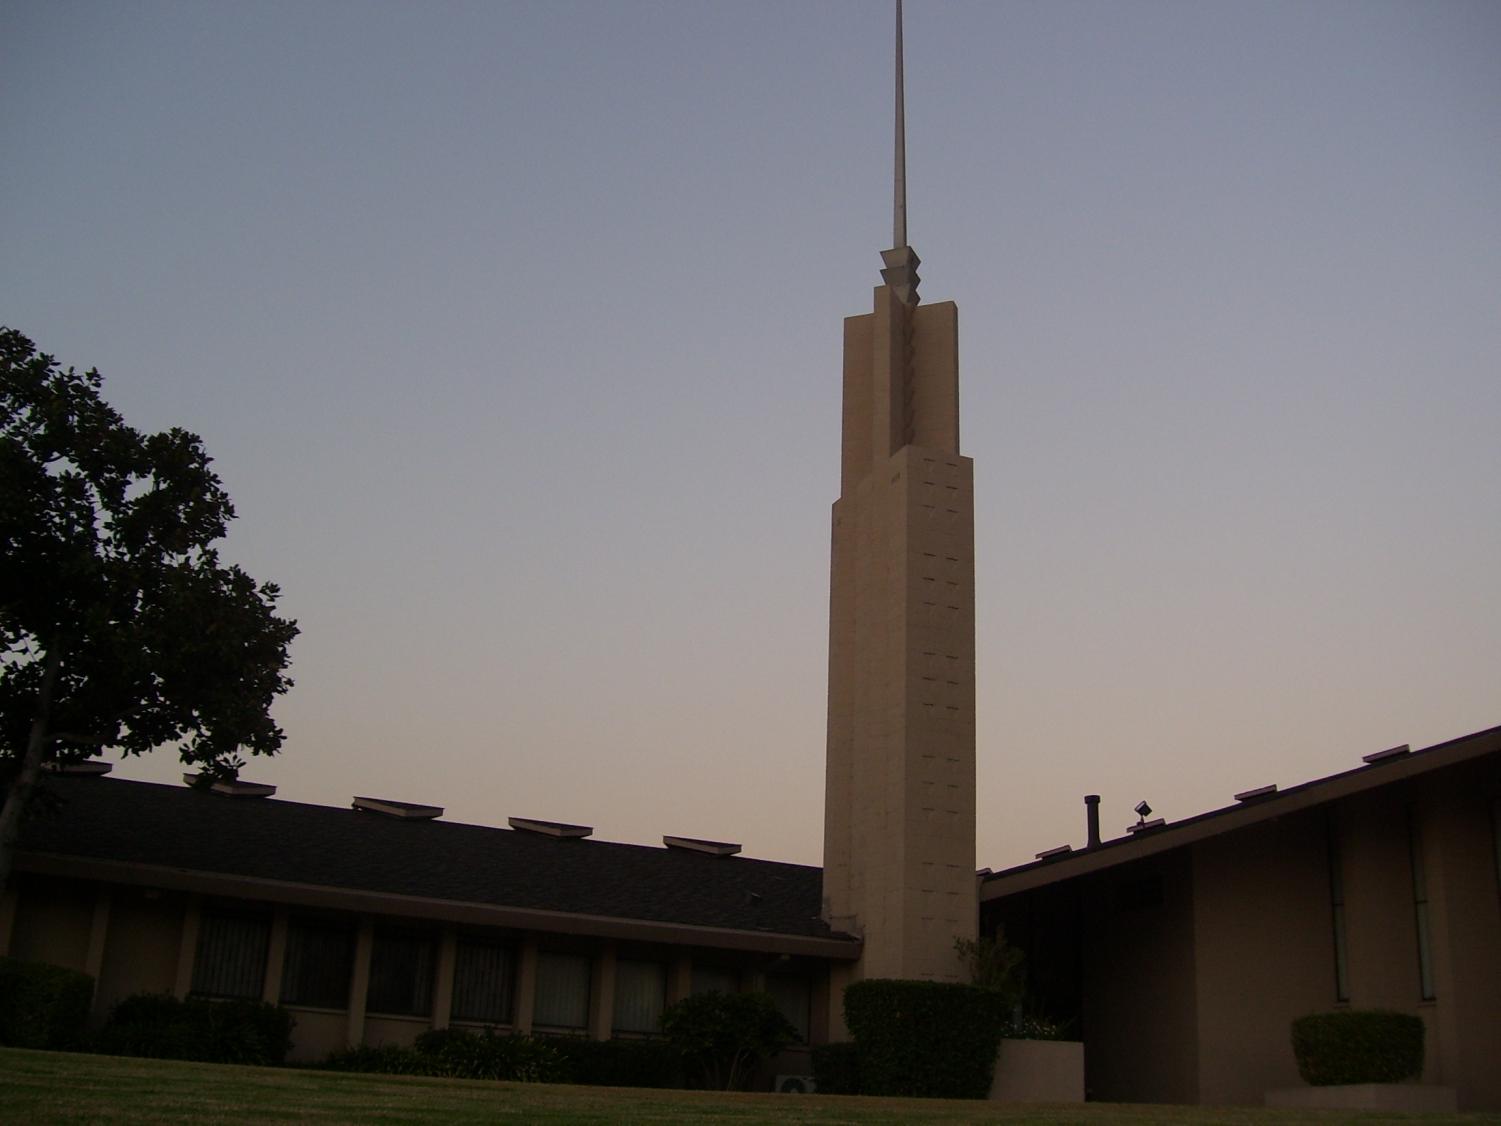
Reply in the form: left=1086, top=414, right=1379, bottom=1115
left=821, top=1, right=977, bottom=985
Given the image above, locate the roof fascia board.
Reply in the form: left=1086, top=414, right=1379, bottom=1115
left=982, top=726, right=1501, bottom=899
left=16, top=851, right=861, bottom=961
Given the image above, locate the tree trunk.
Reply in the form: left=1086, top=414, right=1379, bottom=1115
left=0, top=648, right=61, bottom=893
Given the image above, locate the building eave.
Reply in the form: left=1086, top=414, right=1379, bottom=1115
left=15, top=850, right=862, bottom=960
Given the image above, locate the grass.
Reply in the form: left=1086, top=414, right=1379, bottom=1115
left=1, top=1048, right=1494, bottom=1125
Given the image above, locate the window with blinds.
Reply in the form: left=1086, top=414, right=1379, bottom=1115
left=533, top=951, right=590, bottom=1031
left=612, top=959, right=666, bottom=1035
left=766, top=974, right=811, bottom=1044
left=451, top=939, right=515, bottom=1025
left=367, top=930, right=435, bottom=1017
left=280, top=918, right=354, bottom=1009
left=690, top=965, right=739, bottom=996
left=191, top=911, right=270, bottom=1000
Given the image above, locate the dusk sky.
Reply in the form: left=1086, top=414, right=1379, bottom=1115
left=3, top=0, right=1497, bottom=869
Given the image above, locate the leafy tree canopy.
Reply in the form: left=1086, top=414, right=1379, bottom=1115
left=0, top=328, right=298, bottom=886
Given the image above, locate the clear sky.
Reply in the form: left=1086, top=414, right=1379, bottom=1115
left=3, top=1, right=1497, bottom=869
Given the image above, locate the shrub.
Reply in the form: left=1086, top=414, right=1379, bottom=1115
left=1291, top=1010, right=1425, bottom=1086
left=1003, top=1013, right=1070, bottom=1041
left=94, top=993, right=293, bottom=1066
left=843, top=978, right=1009, bottom=1099
left=547, top=1035, right=681, bottom=1088
left=660, top=991, right=796, bottom=1091
left=320, top=1043, right=423, bottom=1074
left=0, top=957, right=94, bottom=1050
left=412, top=1027, right=567, bottom=1083
left=810, top=1040, right=861, bottom=1095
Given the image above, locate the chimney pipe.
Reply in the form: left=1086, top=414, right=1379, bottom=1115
left=1085, top=794, right=1101, bottom=848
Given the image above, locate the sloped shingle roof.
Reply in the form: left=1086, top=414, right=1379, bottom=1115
left=20, top=775, right=849, bottom=945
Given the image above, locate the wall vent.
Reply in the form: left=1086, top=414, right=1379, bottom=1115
left=45, top=760, right=112, bottom=776
left=1362, top=744, right=1410, bottom=765
left=508, top=816, right=592, bottom=839
left=1234, top=784, right=1277, bottom=802
left=183, top=773, right=276, bottom=798
left=352, top=796, right=442, bottom=820
left=663, top=835, right=740, bottom=856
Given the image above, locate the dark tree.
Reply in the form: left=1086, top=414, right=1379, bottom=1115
left=0, top=328, right=298, bottom=887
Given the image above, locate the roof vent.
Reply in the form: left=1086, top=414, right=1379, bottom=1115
left=1362, top=744, right=1410, bottom=765
left=1035, top=844, right=1073, bottom=859
left=45, top=759, right=112, bottom=776
left=508, top=816, right=592, bottom=839
left=1126, top=817, right=1166, bottom=834
left=1234, top=784, right=1277, bottom=802
left=663, top=835, right=740, bottom=856
left=353, top=796, right=443, bottom=821
left=183, top=773, right=276, bottom=798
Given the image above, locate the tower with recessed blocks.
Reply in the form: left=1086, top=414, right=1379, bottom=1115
left=821, top=1, right=977, bottom=986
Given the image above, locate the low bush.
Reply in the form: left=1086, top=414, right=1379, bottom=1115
left=94, top=993, right=293, bottom=1066
left=413, top=1027, right=567, bottom=1083
left=1291, top=1010, right=1425, bottom=1086
left=547, top=1035, right=681, bottom=1088
left=660, top=990, right=797, bottom=1091
left=810, top=1040, right=861, bottom=1095
left=843, top=978, right=1008, bottom=1099
left=321, top=1028, right=569, bottom=1084
left=0, top=957, right=94, bottom=1050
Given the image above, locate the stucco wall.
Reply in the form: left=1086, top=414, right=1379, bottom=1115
left=1080, top=850, right=1198, bottom=1103
left=1191, top=809, right=1333, bottom=1104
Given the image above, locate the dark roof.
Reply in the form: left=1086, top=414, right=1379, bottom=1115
left=19, top=776, right=847, bottom=944
left=982, top=722, right=1501, bottom=898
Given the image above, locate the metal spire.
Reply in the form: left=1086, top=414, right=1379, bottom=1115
left=894, top=0, right=907, bottom=249
left=880, top=0, right=920, bottom=303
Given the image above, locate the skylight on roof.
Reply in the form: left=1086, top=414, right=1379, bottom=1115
left=508, top=816, right=592, bottom=839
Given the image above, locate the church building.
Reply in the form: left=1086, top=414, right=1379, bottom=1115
left=3, top=3, right=1498, bottom=1109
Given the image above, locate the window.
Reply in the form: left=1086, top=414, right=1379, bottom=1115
left=1408, top=807, right=1435, bottom=1001
left=612, top=959, right=666, bottom=1035
left=451, top=939, right=515, bottom=1025
left=1492, top=798, right=1501, bottom=905
left=1326, top=811, right=1350, bottom=1002
left=191, top=911, right=269, bottom=1000
left=766, top=974, right=811, bottom=1044
left=690, top=966, right=739, bottom=996
left=533, top=951, right=590, bottom=1031
left=367, top=930, right=435, bottom=1017
left=280, top=918, right=354, bottom=1009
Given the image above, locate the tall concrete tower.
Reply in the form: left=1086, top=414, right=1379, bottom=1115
left=821, top=1, right=977, bottom=985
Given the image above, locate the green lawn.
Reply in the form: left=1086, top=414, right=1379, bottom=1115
left=0, top=1048, right=1491, bottom=1125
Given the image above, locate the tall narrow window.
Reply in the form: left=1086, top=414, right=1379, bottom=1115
left=451, top=939, right=515, bottom=1025
left=367, top=930, right=435, bottom=1017
left=281, top=918, right=354, bottom=1009
left=1408, top=807, right=1435, bottom=1001
left=1325, top=811, right=1350, bottom=1003
left=612, top=959, right=666, bottom=1035
left=533, top=952, right=590, bottom=1031
left=766, top=974, right=812, bottom=1044
left=1492, top=798, right=1501, bottom=905
left=191, top=911, right=270, bottom=1000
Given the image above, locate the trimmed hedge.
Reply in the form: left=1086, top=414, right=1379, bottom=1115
left=94, top=993, right=294, bottom=1066
left=0, top=957, right=94, bottom=1050
left=321, top=1028, right=677, bottom=1087
left=660, top=991, right=796, bottom=1091
left=1291, top=1010, right=1425, bottom=1086
left=843, top=979, right=1009, bottom=1099
left=810, top=1040, right=861, bottom=1095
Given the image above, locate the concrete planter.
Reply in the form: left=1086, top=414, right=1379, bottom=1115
left=1265, top=1084, right=1457, bottom=1112
left=989, top=1037, right=1085, bottom=1103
